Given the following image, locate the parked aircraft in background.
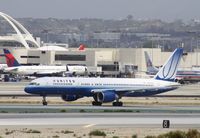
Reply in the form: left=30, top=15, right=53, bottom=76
left=25, top=48, right=183, bottom=106
left=2, top=49, right=87, bottom=77
left=144, top=51, right=200, bottom=83
left=144, top=51, right=159, bottom=75
left=78, top=44, right=85, bottom=51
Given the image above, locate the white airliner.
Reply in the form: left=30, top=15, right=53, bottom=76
left=2, top=49, right=87, bottom=76
left=25, top=48, right=183, bottom=106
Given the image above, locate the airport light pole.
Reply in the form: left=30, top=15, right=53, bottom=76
left=187, top=31, right=200, bottom=66
left=196, top=39, right=199, bottom=66
left=41, top=29, right=50, bottom=43
left=151, top=39, right=153, bottom=63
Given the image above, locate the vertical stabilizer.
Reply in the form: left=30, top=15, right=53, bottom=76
left=78, top=44, right=85, bottom=51
left=154, top=48, right=183, bottom=81
left=144, top=51, right=159, bottom=74
left=3, top=49, right=21, bottom=67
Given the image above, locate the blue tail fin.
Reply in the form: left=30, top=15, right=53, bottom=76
left=3, top=49, right=21, bottom=67
left=154, top=48, right=183, bottom=81
left=144, top=51, right=159, bottom=74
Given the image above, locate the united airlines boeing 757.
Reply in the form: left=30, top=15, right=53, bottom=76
left=25, top=48, right=183, bottom=106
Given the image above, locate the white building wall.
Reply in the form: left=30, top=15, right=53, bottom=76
left=95, top=51, right=114, bottom=64
left=0, top=47, right=200, bottom=74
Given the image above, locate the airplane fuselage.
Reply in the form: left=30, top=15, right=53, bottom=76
left=4, top=65, right=87, bottom=76
left=25, top=77, right=180, bottom=97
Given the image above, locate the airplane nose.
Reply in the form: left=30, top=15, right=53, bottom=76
left=24, top=86, right=29, bottom=93
left=24, top=85, right=40, bottom=94
left=24, top=86, right=33, bottom=93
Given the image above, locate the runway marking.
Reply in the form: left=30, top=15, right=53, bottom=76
left=83, top=124, right=96, bottom=128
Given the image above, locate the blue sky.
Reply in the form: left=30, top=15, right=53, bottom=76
left=0, top=0, right=200, bottom=21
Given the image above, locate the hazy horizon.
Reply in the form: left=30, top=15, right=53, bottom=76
left=0, top=0, right=200, bottom=21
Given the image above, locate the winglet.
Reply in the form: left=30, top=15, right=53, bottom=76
left=3, top=49, right=21, bottom=67
left=154, top=48, right=183, bottom=81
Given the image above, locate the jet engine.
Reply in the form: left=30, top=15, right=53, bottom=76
left=96, top=91, right=117, bottom=103
left=61, top=95, right=80, bottom=101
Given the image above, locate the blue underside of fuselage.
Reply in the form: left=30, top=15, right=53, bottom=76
left=24, top=86, right=177, bottom=97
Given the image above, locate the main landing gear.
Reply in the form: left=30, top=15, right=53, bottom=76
left=92, top=95, right=123, bottom=106
left=42, top=96, right=48, bottom=106
left=92, top=100, right=123, bottom=106
left=112, top=97, right=123, bottom=107
left=112, top=101, right=123, bottom=106
left=92, top=101, right=102, bottom=106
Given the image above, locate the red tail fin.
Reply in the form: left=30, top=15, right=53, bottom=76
left=3, top=49, right=20, bottom=67
left=78, top=44, right=85, bottom=51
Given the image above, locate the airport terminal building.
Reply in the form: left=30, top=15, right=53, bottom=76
left=0, top=12, right=200, bottom=76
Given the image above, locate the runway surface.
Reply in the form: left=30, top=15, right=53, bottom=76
left=0, top=112, right=199, bottom=128
left=0, top=104, right=199, bottom=110
left=0, top=105, right=199, bottom=128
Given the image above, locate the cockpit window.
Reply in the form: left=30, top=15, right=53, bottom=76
left=29, top=82, right=39, bottom=85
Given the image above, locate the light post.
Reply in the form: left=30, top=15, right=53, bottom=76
left=196, top=39, right=199, bottom=65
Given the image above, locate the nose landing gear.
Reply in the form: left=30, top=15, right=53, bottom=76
left=42, top=96, right=48, bottom=106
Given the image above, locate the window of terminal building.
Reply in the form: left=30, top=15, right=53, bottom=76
left=27, top=42, right=38, bottom=48
left=55, top=54, right=86, bottom=61
left=0, top=41, right=24, bottom=47
left=98, top=64, right=119, bottom=71
left=41, top=51, right=46, bottom=54
left=21, top=56, right=40, bottom=58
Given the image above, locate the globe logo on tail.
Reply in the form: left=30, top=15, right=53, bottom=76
left=154, top=48, right=183, bottom=81
left=161, top=53, right=180, bottom=79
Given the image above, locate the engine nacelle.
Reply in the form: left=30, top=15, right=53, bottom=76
left=96, top=91, right=117, bottom=103
left=61, top=95, right=79, bottom=101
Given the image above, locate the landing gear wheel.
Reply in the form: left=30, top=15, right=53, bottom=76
left=112, top=101, right=123, bottom=106
left=42, top=101, right=48, bottom=106
left=92, top=101, right=102, bottom=106
left=179, top=80, right=185, bottom=84
left=42, top=96, right=48, bottom=106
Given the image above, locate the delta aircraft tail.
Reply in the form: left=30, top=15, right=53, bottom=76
left=144, top=51, right=158, bottom=74
left=3, top=49, right=21, bottom=67
left=154, top=48, right=183, bottom=81
left=78, top=44, right=85, bottom=51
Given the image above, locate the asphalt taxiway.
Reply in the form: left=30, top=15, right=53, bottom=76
left=0, top=104, right=200, bottom=111
left=0, top=105, right=199, bottom=128
left=0, top=112, right=199, bottom=128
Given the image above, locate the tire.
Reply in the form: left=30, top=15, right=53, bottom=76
left=113, top=102, right=123, bottom=106
left=92, top=101, right=102, bottom=106
left=42, top=101, right=48, bottom=106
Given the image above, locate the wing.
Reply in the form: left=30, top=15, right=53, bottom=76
left=91, top=86, right=177, bottom=97
left=36, top=70, right=64, bottom=75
